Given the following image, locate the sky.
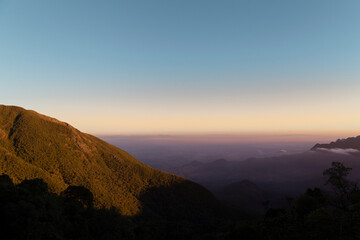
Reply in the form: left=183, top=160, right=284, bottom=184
left=0, top=0, right=359, bottom=137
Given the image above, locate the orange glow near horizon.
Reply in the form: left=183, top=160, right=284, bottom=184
left=93, top=131, right=359, bottom=144
left=5, top=77, right=360, bottom=142
left=18, top=103, right=359, bottom=143
left=64, top=110, right=360, bottom=140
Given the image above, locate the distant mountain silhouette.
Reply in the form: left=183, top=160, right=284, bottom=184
left=0, top=105, right=222, bottom=219
left=312, top=135, right=360, bottom=150
left=170, top=150, right=360, bottom=196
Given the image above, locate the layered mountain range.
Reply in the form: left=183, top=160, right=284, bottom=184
left=168, top=135, right=360, bottom=211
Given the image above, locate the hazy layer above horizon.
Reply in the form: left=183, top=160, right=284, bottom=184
left=98, top=133, right=356, bottom=143
left=98, top=133, right=346, bottom=170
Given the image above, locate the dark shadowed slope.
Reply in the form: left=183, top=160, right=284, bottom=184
left=214, top=180, right=266, bottom=211
left=0, top=105, right=220, bottom=217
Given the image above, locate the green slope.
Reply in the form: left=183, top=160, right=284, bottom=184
left=0, top=105, right=219, bottom=216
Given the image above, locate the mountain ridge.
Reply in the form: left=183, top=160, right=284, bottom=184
left=0, top=105, right=221, bottom=217
left=311, top=135, right=360, bottom=150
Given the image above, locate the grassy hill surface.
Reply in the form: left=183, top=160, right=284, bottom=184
left=0, top=105, right=220, bottom=217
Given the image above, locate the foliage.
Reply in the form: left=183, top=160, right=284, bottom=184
left=225, top=162, right=360, bottom=240
left=0, top=175, right=135, bottom=240
left=61, top=185, right=94, bottom=208
left=324, top=162, right=356, bottom=194
left=3, top=161, right=360, bottom=239
left=0, top=174, right=242, bottom=240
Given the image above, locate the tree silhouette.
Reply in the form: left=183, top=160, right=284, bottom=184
left=323, top=161, right=357, bottom=210
left=61, top=185, right=94, bottom=208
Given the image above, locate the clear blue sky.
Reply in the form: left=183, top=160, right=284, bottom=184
left=0, top=0, right=359, bottom=134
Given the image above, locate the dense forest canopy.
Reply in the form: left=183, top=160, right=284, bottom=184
left=1, top=161, right=360, bottom=239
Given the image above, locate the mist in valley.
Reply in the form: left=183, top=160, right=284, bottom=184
left=99, top=134, right=330, bottom=170
left=99, top=134, right=360, bottom=212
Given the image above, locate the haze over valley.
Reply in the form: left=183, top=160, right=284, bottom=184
left=101, top=134, right=360, bottom=211
left=100, top=134, right=348, bottom=170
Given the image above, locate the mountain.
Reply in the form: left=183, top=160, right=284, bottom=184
left=0, top=105, right=221, bottom=218
left=312, top=135, right=360, bottom=151
left=170, top=159, right=234, bottom=187
left=169, top=148, right=360, bottom=196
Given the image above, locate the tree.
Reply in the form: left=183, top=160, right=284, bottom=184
left=295, top=188, right=325, bottom=217
left=323, top=161, right=357, bottom=210
left=61, top=185, right=94, bottom=208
